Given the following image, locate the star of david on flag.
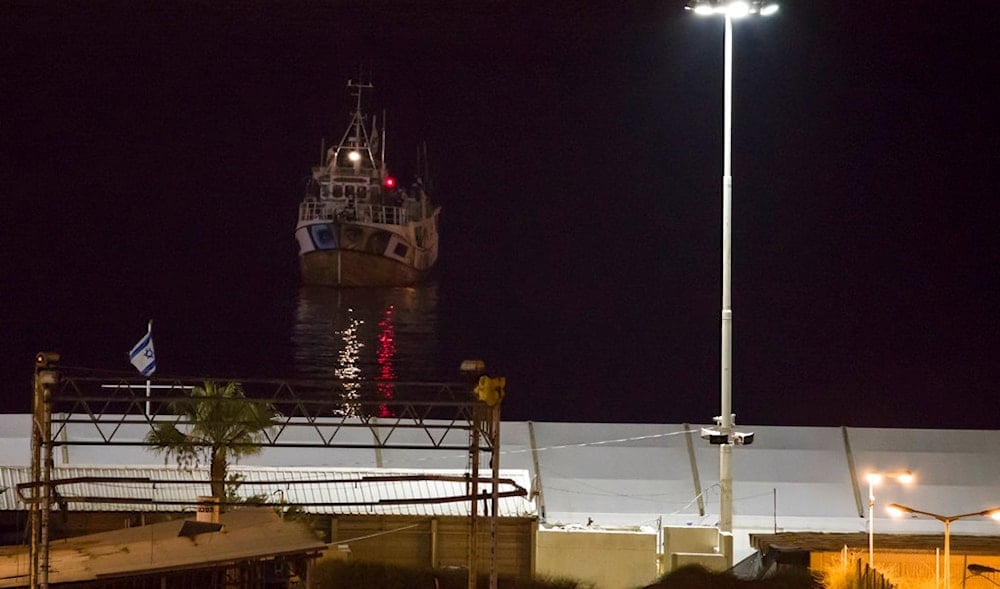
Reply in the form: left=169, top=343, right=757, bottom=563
left=129, top=322, right=156, bottom=376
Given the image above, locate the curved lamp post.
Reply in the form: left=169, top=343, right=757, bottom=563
left=888, top=503, right=1000, bottom=589
left=968, top=564, right=1000, bottom=587
left=865, top=470, right=914, bottom=568
left=686, top=0, right=778, bottom=546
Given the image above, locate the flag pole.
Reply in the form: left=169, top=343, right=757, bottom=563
left=145, top=320, right=152, bottom=416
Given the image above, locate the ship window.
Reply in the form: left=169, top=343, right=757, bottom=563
left=358, top=186, right=367, bottom=200
left=332, top=185, right=343, bottom=198
left=393, top=242, right=408, bottom=258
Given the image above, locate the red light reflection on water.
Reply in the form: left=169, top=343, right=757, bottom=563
left=376, top=305, right=396, bottom=417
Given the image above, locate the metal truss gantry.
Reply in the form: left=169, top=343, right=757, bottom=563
left=27, top=355, right=510, bottom=589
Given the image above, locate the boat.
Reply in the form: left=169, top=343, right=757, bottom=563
left=295, top=80, right=440, bottom=287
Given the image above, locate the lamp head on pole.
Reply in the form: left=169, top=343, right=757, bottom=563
left=866, top=470, right=915, bottom=487
left=685, top=0, right=779, bottom=18
left=888, top=503, right=1000, bottom=523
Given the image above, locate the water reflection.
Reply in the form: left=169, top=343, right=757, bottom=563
left=333, top=307, right=363, bottom=413
left=375, top=305, right=396, bottom=416
left=292, top=284, right=442, bottom=396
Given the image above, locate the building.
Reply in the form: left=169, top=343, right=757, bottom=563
left=0, top=508, right=325, bottom=588
left=2, top=415, right=999, bottom=588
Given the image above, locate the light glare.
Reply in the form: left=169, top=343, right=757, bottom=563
left=687, top=1, right=778, bottom=18
left=867, top=470, right=914, bottom=485
left=348, top=150, right=361, bottom=162
left=727, top=1, right=750, bottom=18
left=686, top=2, right=716, bottom=16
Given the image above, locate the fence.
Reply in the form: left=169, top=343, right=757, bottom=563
left=847, top=559, right=895, bottom=589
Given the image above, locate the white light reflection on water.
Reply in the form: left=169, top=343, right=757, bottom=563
left=291, top=284, right=442, bottom=388
left=334, top=309, right=363, bottom=414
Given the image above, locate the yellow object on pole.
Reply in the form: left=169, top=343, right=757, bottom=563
left=474, top=376, right=505, bottom=406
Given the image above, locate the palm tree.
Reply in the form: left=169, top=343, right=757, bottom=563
left=145, top=381, right=278, bottom=502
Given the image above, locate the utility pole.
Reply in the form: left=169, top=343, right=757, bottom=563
left=31, top=352, right=59, bottom=589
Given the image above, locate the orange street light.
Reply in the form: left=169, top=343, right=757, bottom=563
left=888, top=503, right=1000, bottom=589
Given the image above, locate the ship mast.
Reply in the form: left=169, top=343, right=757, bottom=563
left=333, top=79, right=378, bottom=172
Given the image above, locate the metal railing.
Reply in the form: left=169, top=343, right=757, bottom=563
left=850, top=560, right=896, bottom=589
left=298, top=199, right=409, bottom=226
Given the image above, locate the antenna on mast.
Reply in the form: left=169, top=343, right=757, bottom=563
left=418, top=141, right=432, bottom=193
left=380, top=109, right=387, bottom=168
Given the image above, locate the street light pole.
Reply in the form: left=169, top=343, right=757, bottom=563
left=687, top=0, right=777, bottom=548
left=865, top=470, right=914, bottom=569
left=719, top=10, right=735, bottom=536
left=888, top=503, right=1000, bottom=589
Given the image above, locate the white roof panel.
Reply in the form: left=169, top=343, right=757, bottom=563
left=2, top=415, right=999, bottom=547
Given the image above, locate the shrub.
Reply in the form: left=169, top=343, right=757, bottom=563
left=642, top=564, right=820, bottom=589
left=312, top=560, right=590, bottom=589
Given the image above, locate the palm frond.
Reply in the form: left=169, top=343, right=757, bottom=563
left=144, top=381, right=278, bottom=494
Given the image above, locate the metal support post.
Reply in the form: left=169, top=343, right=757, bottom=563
left=467, top=408, right=481, bottom=589
left=489, top=403, right=500, bottom=589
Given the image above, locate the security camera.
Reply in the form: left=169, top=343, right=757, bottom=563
left=700, top=427, right=729, bottom=445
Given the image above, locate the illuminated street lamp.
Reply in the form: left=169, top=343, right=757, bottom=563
left=888, top=503, right=1000, bottom=589
left=865, top=470, right=914, bottom=568
left=686, top=0, right=778, bottom=546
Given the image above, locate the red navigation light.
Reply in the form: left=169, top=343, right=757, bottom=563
left=383, top=176, right=397, bottom=189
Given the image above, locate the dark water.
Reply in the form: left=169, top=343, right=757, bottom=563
left=7, top=246, right=996, bottom=429
left=9, top=278, right=461, bottom=389
left=1, top=250, right=600, bottom=420
left=291, top=285, right=445, bottom=383
left=2, top=249, right=710, bottom=424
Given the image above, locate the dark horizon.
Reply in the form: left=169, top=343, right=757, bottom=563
left=2, top=2, right=997, bottom=429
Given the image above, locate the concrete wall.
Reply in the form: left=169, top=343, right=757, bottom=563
left=662, top=526, right=718, bottom=554
left=535, top=528, right=658, bottom=589
left=670, top=552, right=728, bottom=572
left=660, top=526, right=728, bottom=574
left=331, top=515, right=537, bottom=579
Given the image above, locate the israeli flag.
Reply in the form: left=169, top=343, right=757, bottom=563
left=129, top=323, right=156, bottom=376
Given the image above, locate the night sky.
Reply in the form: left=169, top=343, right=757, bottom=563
left=2, top=1, right=997, bottom=428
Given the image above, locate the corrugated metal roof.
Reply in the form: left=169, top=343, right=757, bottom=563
left=0, top=464, right=536, bottom=518
left=0, top=507, right=326, bottom=587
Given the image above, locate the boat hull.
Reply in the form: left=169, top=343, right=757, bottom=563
left=295, top=215, right=438, bottom=287
left=300, top=249, right=430, bottom=287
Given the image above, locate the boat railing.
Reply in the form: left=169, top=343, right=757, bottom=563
left=299, top=199, right=409, bottom=225
left=356, top=204, right=409, bottom=225
left=298, top=199, right=336, bottom=222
